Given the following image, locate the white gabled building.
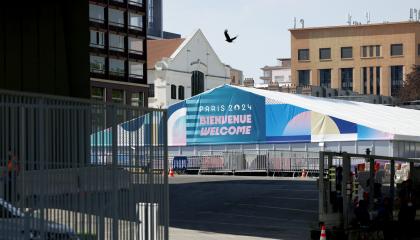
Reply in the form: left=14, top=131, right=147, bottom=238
left=147, top=29, right=229, bottom=108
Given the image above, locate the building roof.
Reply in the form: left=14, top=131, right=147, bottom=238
left=147, top=38, right=185, bottom=69
left=231, top=85, right=420, bottom=140
left=289, top=21, right=420, bottom=32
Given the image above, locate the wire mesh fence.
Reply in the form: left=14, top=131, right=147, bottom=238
left=0, top=90, right=168, bottom=240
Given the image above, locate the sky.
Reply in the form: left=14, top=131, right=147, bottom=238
left=163, top=0, right=419, bottom=82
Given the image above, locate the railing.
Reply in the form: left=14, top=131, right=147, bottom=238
left=169, top=150, right=321, bottom=176
left=0, top=90, right=168, bottom=240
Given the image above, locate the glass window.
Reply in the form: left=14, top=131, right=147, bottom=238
left=109, top=33, right=125, bottom=51
left=391, top=65, right=403, bottom=96
left=171, top=85, right=176, bottom=99
left=391, top=44, right=403, bottom=56
left=319, top=48, right=331, bottom=60
left=319, top=69, right=331, bottom=88
left=362, top=46, right=368, bottom=57
left=362, top=67, right=367, bottom=94
left=369, top=67, right=374, bottom=94
left=91, top=87, right=105, bottom=101
left=298, top=70, right=310, bottom=86
left=90, top=55, right=105, bottom=73
left=418, top=44, right=420, bottom=56
left=109, top=58, right=125, bottom=76
left=298, top=49, right=309, bottom=61
left=274, top=76, right=285, bottom=83
left=375, top=45, right=381, bottom=57
left=376, top=67, right=381, bottom=95
left=147, top=0, right=153, bottom=27
left=128, top=37, right=143, bottom=53
left=129, top=12, right=143, bottom=30
left=361, top=45, right=381, bottom=57
left=112, top=89, right=125, bottom=103
left=341, top=47, right=352, bottom=59
left=148, top=84, right=155, bottom=97
left=131, top=92, right=144, bottom=107
left=191, top=71, right=205, bottom=96
left=109, top=8, right=124, bottom=27
left=129, top=0, right=143, bottom=6
left=89, top=4, right=104, bottom=23
left=178, top=86, right=185, bottom=100
left=90, top=30, right=105, bottom=48
left=341, top=68, right=353, bottom=90
left=129, top=62, right=143, bottom=78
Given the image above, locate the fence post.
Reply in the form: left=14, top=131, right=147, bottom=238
left=163, top=110, right=169, bottom=240
left=390, top=159, right=395, bottom=207
left=342, top=152, right=351, bottom=231
left=111, top=105, right=119, bottom=240
left=319, top=151, right=325, bottom=220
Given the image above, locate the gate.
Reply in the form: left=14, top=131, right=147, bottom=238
left=0, top=90, right=168, bottom=240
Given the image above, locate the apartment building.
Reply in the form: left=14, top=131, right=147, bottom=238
left=260, top=58, right=292, bottom=87
left=290, top=21, right=420, bottom=97
left=89, top=0, right=148, bottom=107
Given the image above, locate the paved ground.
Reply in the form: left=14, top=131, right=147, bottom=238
left=169, top=175, right=318, bottom=240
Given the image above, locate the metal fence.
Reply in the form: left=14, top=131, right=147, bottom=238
left=169, top=150, right=320, bottom=175
left=0, top=90, right=168, bottom=240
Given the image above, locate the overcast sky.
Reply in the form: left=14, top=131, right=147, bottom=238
left=163, top=0, right=419, bottom=82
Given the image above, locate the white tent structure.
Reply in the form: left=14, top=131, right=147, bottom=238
left=167, top=85, right=420, bottom=158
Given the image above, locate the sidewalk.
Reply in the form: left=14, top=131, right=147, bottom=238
left=170, top=228, right=280, bottom=240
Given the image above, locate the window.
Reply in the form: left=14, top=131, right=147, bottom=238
left=91, top=87, right=105, bottom=101
left=376, top=67, right=381, bottom=95
left=263, top=71, right=270, bottom=77
left=109, top=8, right=124, bottom=27
left=418, top=44, right=420, bottom=56
left=191, top=71, right=205, bottom=96
left=319, top=69, right=331, bottom=88
left=112, top=89, right=125, bottom=104
left=109, top=33, right=125, bottom=51
left=178, top=86, right=185, bottom=100
left=147, top=0, right=153, bottom=27
left=341, top=68, right=353, bottom=90
left=171, top=85, right=176, bottom=99
left=109, top=58, right=125, bottom=76
left=298, top=70, right=310, bottom=86
left=129, top=37, right=143, bottom=53
left=369, top=67, right=374, bottom=94
left=90, top=55, right=105, bottom=73
left=129, top=12, right=143, bottom=30
left=148, top=84, right=155, bottom=97
left=361, top=45, right=381, bottom=57
left=391, top=65, right=403, bottom=96
left=89, top=4, right=104, bottom=23
left=129, top=0, right=143, bottom=6
left=129, top=62, right=143, bottom=78
left=319, top=48, right=331, bottom=60
left=298, top=49, right=309, bottom=61
left=341, top=47, right=352, bottom=59
left=131, top=92, right=144, bottom=107
left=362, top=67, right=367, bottom=94
left=391, top=44, right=403, bottom=56
left=90, top=30, right=105, bottom=48
left=274, top=76, right=284, bottom=83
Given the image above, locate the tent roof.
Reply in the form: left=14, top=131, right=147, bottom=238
left=228, top=85, right=420, bottom=139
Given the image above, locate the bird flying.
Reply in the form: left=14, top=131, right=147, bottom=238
left=224, top=29, right=237, bottom=43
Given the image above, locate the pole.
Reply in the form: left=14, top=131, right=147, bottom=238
left=319, top=151, right=325, bottom=220
left=342, top=152, right=351, bottom=230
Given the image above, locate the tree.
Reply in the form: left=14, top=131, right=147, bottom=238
left=399, top=65, right=420, bottom=102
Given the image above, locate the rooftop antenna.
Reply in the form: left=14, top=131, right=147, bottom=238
left=410, top=8, right=414, bottom=21
left=294, top=17, right=297, bottom=29
left=366, top=12, right=371, bottom=24
left=347, top=14, right=352, bottom=25
left=299, top=19, right=304, bottom=28
left=414, top=9, right=418, bottom=22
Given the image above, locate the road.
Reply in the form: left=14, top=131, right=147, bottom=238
left=169, top=175, right=319, bottom=240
